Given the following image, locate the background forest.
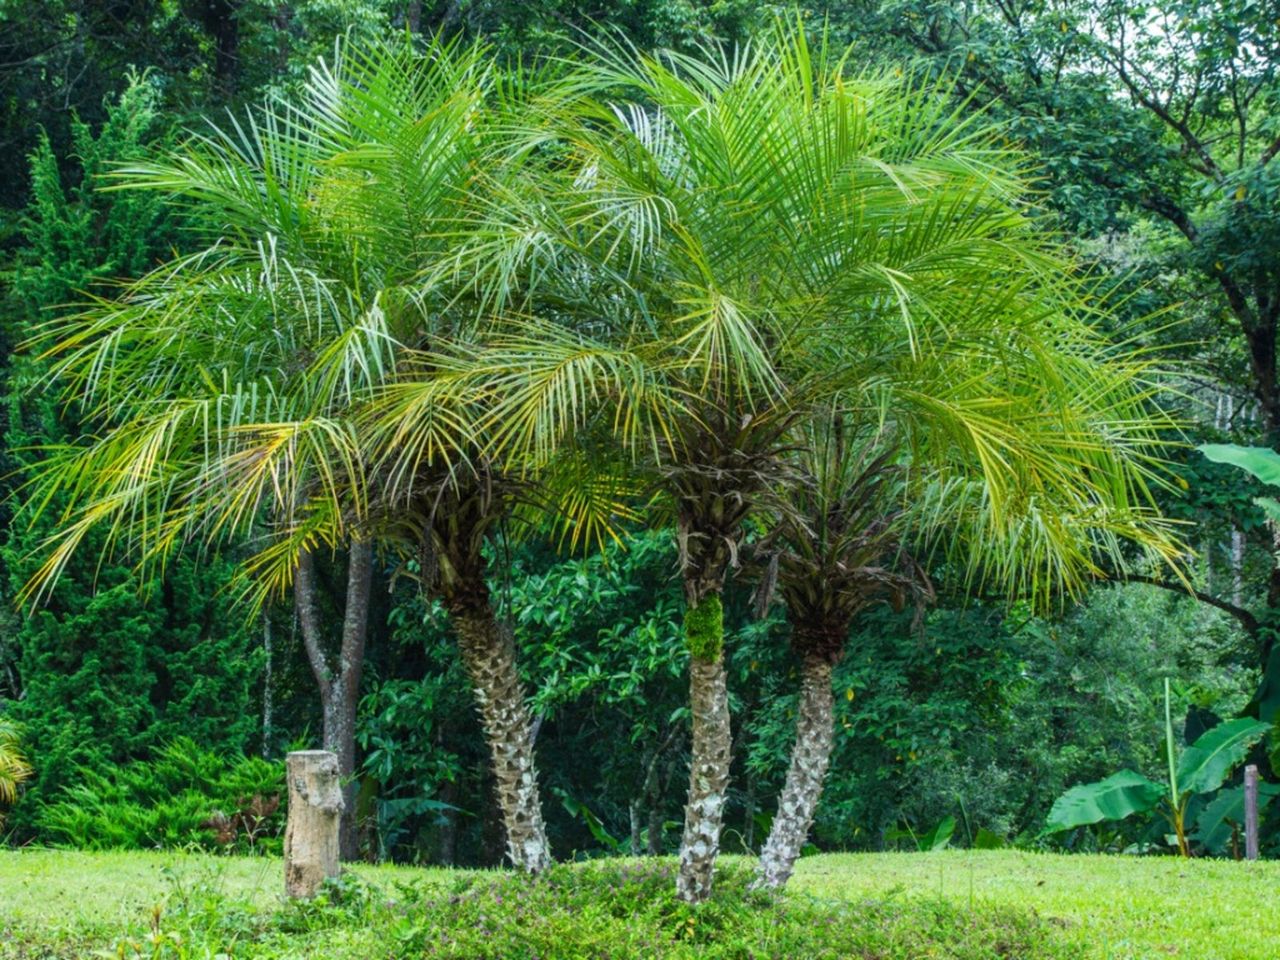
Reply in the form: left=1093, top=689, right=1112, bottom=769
left=1, top=0, right=1277, bottom=869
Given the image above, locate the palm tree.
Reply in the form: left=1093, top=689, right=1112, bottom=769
left=751, top=390, right=1181, bottom=889
left=21, top=37, right=556, bottom=870
left=452, top=23, right=1182, bottom=899
left=748, top=424, right=930, bottom=890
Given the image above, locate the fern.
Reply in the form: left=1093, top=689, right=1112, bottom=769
left=36, top=739, right=284, bottom=853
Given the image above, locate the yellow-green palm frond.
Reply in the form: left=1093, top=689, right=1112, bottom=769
left=0, top=721, right=33, bottom=814
left=513, top=446, right=649, bottom=555
left=232, top=500, right=346, bottom=613
left=22, top=33, right=511, bottom=611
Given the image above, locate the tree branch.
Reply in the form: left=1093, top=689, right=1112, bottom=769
left=1102, top=572, right=1259, bottom=635
left=1260, top=132, right=1280, bottom=168
left=1103, top=47, right=1223, bottom=181
left=1138, top=192, right=1199, bottom=243
left=339, top=536, right=373, bottom=703
left=295, top=548, right=332, bottom=688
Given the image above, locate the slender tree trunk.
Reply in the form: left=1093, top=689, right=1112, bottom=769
left=295, top=539, right=373, bottom=862
left=640, top=725, right=680, bottom=856
left=262, top=612, right=273, bottom=758
left=676, top=590, right=731, bottom=902
left=753, top=655, right=834, bottom=890
left=647, top=805, right=664, bottom=856
left=648, top=747, right=681, bottom=856
left=629, top=799, right=644, bottom=856
left=335, top=539, right=372, bottom=860
left=438, top=776, right=459, bottom=865
left=451, top=600, right=551, bottom=872
left=199, top=0, right=242, bottom=96
left=405, top=0, right=423, bottom=32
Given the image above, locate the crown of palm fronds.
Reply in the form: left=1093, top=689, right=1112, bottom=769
left=19, top=35, right=531, bottom=609
left=423, top=21, right=1185, bottom=603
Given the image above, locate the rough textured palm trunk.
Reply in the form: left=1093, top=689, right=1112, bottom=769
left=452, top=603, right=551, bottom=873
left=676, top=593, right=731, bottom=902
left=754, top=655, right=834, bottom=890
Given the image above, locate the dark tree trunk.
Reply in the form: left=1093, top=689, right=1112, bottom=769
left=335, top=538, right=372, bottom=859
left=450, top=596, right=551, bottom=872
left=1239, top=311, right=1280, bottom=437
left=198, top=0, right=241, bottom=96
left=437, top=776, right=459, bottom=865
left=753, top=654, right=835, bottom=890
left=295, top=538, right=373, bottom=862
left=647, top=804, right=664, bottom=856
left=629, top=798, right=644, bottom=856
left=405, top=0, right=423, bottom=32
left=641, top=725, right=679, bottom=856
left=262, top=612, right=273, bottom=758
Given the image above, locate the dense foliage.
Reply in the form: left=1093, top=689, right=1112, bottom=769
left=34, top=738, right=284, bottom=854
left=0, top=0, right=1276, bottom=884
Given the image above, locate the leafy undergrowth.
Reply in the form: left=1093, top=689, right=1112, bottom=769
left=1, top=859, right=1076, bottom=960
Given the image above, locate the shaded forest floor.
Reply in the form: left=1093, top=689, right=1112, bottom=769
left=1, top=849, right=1276, bottom=958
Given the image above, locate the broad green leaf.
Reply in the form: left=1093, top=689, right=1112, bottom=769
left=1252, top=497, right=1280, bottom=525
left=1177, top=718, right=1272, bottom=796
left=1251, top=648, right=1280, bottom=723
left=1042, top=771, right=1163, bottom=835
left=973, top=827, right=1006, bottom=849
left=1191, top=783, right=1279, bottom=856
left=1198, top=444, right=1280, bottom=488
left=919, top=815, right=956, bottom=851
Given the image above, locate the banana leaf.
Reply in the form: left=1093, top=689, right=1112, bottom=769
left=1198, top=444, right=1280, bottom=486
left=973, top=827, right=1005, bottom=849
left=1176, top=718, right=1271, bottom=796
left=919, top=815, right=955, bottom=851
left=1042, top=770, right=1163, bottom=835
left=1192, top=783, right=1280, bottom=856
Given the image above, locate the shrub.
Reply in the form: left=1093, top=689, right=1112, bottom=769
left=109, top=860, right=1078, bottom=960
left=396, top=862, right=1072, bottom=959
left=36, top=738, right=283, bottom=853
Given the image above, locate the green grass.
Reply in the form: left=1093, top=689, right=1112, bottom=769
left=795, top=850, right=1280, bottom=960
left=0, top=849, right=1276, bottom=959
left=0, top=849, right=437, bottom=944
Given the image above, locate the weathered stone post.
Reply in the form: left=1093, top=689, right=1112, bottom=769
left=284, top=750, right=344, bottom=898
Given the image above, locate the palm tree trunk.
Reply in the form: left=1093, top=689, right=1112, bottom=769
left=676, top=591, right=731, bottom=902
left=451, top=600, right=551, bottom=873
left=754, top=654, right=834, bottom=890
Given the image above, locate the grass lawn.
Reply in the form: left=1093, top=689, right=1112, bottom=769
left=1, top=848, right=1277, bottom=958
left=796, top=851, right=1280, bottom=960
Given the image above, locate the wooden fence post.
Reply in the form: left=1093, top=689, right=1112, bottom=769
left=284, top=750, right=345, bottom=898
left=1243, top=764, right=1259, bottom=862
